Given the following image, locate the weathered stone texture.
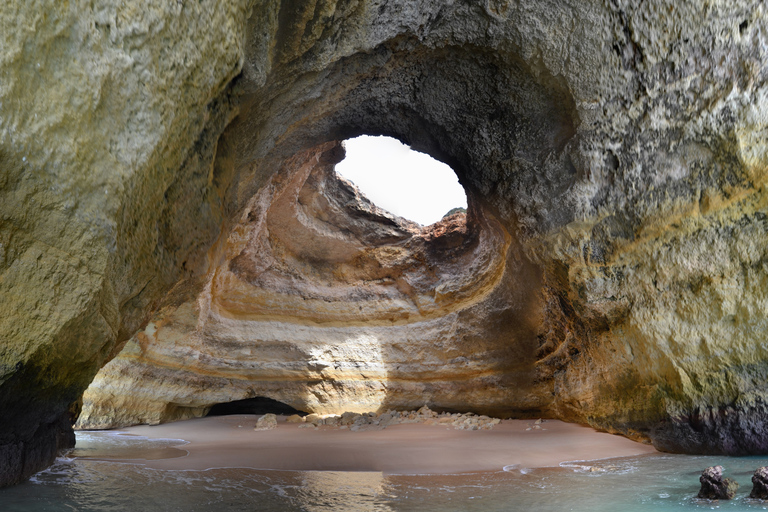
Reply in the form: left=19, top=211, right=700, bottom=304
left=4, top=0, right=768, bottom=486
left=76, top=141, right=541, bottom=427
left=0, top=0, right=251, bottom=486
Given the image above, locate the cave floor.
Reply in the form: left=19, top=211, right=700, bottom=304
left=75, top=415, right=657, bottom=475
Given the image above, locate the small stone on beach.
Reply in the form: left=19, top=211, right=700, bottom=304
left=254, top=413, right=277, bottom=431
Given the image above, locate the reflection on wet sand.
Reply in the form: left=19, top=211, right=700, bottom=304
left=71, top=431, right=189, bottom=461
left=107, top=415, right=656, bottom=474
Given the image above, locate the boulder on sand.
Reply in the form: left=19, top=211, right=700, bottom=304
left=254, top=414, right=277, bottom=431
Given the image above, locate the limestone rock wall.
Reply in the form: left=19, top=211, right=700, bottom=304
left=4, top=0, right=768, bottom=486
left=0, top=0, right=252, bottom=486
left=76, top=141, right=544, bottom=427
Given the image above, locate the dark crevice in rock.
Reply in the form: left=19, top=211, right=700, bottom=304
left=207, top=397, right=308, bottom=417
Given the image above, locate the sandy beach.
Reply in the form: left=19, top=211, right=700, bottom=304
left=81, top=415, right=658, bottom=475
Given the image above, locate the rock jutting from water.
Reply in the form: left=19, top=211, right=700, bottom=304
left=697, top=466, right=739, bottom=500
left=4, top=0, right=768, bottom=487
left=750, top=467, right=768, bottom=500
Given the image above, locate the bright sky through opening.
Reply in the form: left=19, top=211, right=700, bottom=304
left=334, top=135, right=467, bottom=226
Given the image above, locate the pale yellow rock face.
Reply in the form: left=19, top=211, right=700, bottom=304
left=5, top=0, right=768, bottom=486
left=76, top=141, right=543, bottom=427
left=0, top=0, right=251, bottom=485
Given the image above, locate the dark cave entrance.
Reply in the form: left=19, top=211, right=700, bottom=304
left=206, top=397, right=308, bottom=417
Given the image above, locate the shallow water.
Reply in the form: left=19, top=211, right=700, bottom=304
left=4, top=432, right=768, bottom=511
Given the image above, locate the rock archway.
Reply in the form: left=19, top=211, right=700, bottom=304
left=3, top=0, right=768, bottom=487
left=76, top=138, right=539, bottom=427
left=76, top=33, right=574, bottom=429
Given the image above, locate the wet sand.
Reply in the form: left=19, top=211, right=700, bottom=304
left=87, top=415, right=658, bottom=475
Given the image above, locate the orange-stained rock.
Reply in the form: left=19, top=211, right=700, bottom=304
left=5, top=0, right=768, bottom=489
left=76, top=142, right=545, bottom=428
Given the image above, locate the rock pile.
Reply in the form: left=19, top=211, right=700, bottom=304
left=285, top=406, right=502, bottom=432
left=526, top=418, right=546, bottom=431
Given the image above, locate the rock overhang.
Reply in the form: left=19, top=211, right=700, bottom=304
left=74, top=12, right=586, bottom=426
left=76, top=135, right=547, bottom=426
left=3, top=0, right=768, bottom=488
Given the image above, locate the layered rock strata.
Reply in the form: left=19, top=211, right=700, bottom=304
left=3, top=0, right=768, bottom=486
left=76, top=141, right=542, bottom=427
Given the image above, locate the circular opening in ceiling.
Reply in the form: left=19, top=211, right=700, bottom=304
left=334, top=135, right=467, bottom=226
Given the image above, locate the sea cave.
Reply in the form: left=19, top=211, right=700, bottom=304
left=2, top=1, right=768, bottom=508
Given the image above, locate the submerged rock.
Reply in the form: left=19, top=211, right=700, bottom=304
left=697, top=466, right=738, bottom=500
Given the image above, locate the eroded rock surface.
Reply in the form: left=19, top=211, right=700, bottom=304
left=4, top=0, right=768, bottom=486
left=254, top=414, right=277, bottom=431
left=76, top=141, right=538, bottom=427
left=750, top=466, right=768, bottom=500
left=0, top=0, right=251, bottom=486
left=698, top=466, right=739, bottom=500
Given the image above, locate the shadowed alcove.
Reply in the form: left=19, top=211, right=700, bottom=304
left=207, top=397, right=307, bottom=417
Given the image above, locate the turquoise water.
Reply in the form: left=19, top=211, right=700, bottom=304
left=3, top=432, right=768, bottom=511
